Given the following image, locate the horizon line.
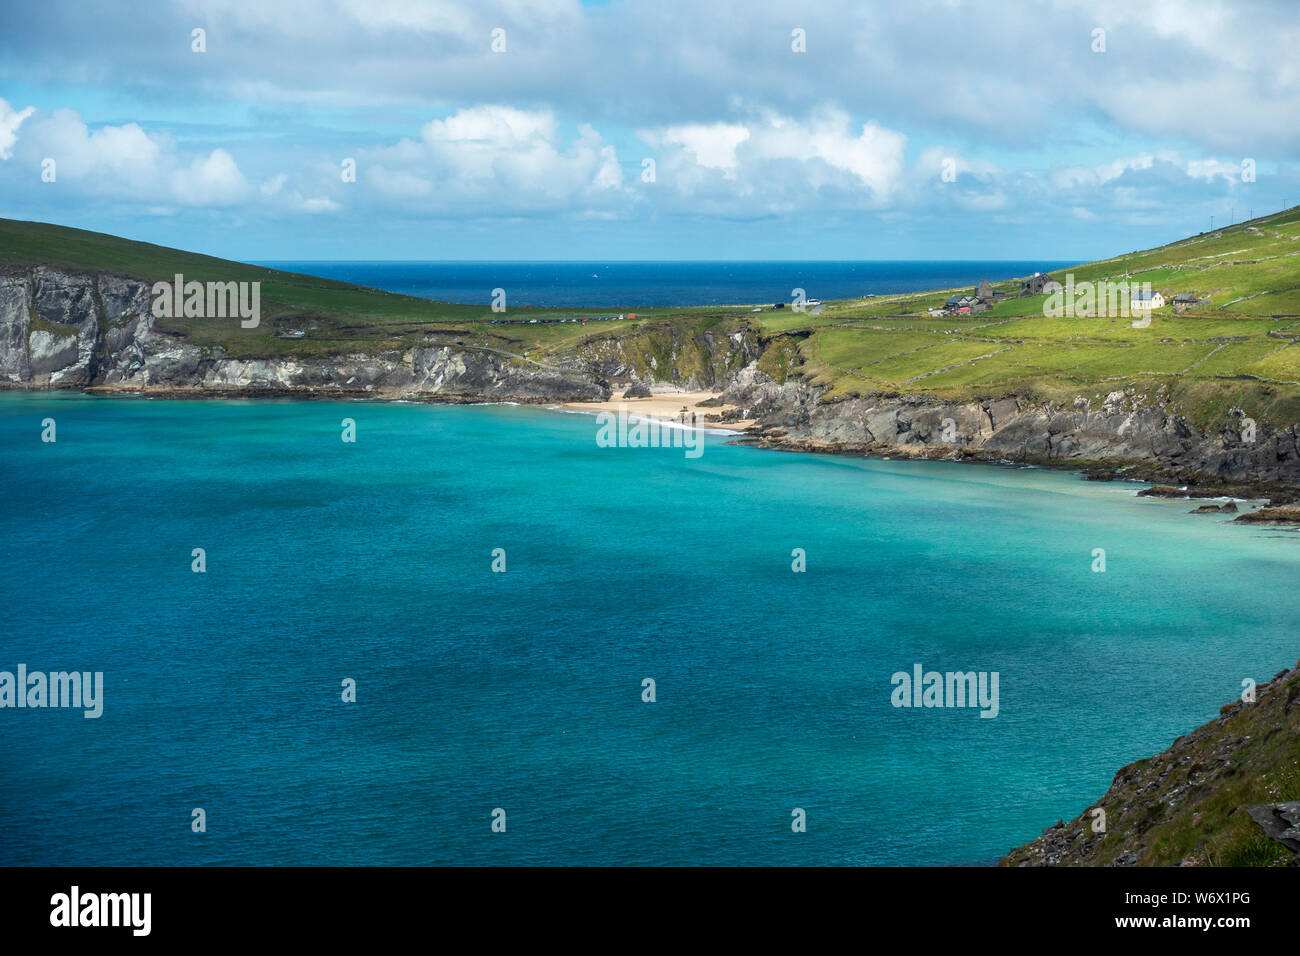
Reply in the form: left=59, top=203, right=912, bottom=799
left=249, top=257, right=1089, bottom=264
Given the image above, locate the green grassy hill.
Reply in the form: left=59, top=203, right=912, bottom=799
left=760, top=207, right=1300, bottom=432
left=4, top=210, right=1300, bottom=432
left=0, top=217, right=752, bottom=360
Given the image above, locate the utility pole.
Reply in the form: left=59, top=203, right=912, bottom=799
left=1211, top=215, right=1215, bottom=231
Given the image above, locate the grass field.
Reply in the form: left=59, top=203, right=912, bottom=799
left=765, top=207, right=1300, bottom=428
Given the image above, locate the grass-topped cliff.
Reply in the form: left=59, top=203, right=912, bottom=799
left=4, top=209, right=1300, bottom=437
left=758, top=206, right=1300, bottom=435
left=0, top=217, right=754, bottom=363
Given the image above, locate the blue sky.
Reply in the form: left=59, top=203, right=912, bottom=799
left=1, top=0, right=1297, bottom=261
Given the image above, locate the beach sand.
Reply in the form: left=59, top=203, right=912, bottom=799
left=557, top=390, right=753, bottom=430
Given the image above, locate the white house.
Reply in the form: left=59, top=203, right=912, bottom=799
left=1130, top=290, right=1165, bottom=311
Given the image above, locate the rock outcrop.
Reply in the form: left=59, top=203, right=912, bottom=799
left=720, top=366, right=1300, bottom=487
left=0, top=266, right=767, bottom=405
left=1234, top=505, right=1300, bottom=525
left=1246, top=803, right=1300, bottom=853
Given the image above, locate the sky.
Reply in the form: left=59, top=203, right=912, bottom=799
left=0, top=0, right=1297, bottom=261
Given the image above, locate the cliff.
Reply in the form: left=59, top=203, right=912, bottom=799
left=0, top=265, right=757, bottom=403
left=5, top=210, right=1300, bottom=493
left=6, top=263, right=1300, bottom=491
left=719, top=367, right=1300, bottom=487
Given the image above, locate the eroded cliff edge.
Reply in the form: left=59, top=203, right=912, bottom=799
left=0, top=266, right=623, bottom=402
left=716, top=365, right=1300, bottom=488
left=5, top=265, right=1300, bottom=489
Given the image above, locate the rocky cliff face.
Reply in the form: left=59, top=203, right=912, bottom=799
left=0, top=267, right=768, bottom=403
left=6, top=266, right=1300, bottom=488
left=569, top=323, right=763, bottom=391
left=719, top=366, right=1300, bottom=486
left=0, top=267, right=616, bottom=401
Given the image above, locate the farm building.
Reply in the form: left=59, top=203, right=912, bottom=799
left=1020, top=273, right=1058, bottom=296
left=1130, top=290, right=1166, bottom=311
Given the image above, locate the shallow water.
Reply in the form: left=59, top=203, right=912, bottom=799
left=1, top=392, right=1296, bottom=865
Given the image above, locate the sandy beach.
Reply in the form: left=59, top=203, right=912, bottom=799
left=557, top=390, right=753, bottom=430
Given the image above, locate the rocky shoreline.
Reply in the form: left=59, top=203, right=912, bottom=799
left=5, top=265, right=1300, bottom=520
left=711, top=368, right=1300, bottom=520
left=717, top=368, right=1300, bottom=483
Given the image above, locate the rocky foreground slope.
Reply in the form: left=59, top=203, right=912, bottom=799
left=4, top=263, right=1300, bottom=490
left=1002, top=662, right=1300, bottom=867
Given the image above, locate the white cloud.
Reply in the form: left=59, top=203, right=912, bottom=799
left=644, top=124, right=751, bottom=175
left=260, top=173, right=287, bottom=196
left=0, top=95, right=1280, bottom=238
left=358, top=105, right=625, bottom=216
left=915, top=147, right=1001, bottom=182
left=421, top=105, right=557, bottom=150
left=298, top=196, right=341, bottom=213
left=1186, top=158, right=1243, bottom=183
left=169, top=148, right=248, bottom=205
left=0, top=98, right=36, bottom=160
left=9, top=107, right=253, bottom=206
left=338, top=0, right=478, bottom=34
left=3, top=0, right=1296, bottom=164
left=747, top=109, right=907, bottom=200
left=641, top=108, right=908, bottom=210
left=1053, top=151, right=1246, bottom=192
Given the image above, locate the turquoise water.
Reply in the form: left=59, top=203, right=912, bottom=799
left=1, top=391, right=1297, bottom=866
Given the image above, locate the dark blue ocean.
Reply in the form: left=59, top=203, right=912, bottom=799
left=255, top=260, right=1076, bottom=307
left=2, top=393, right=1298, bottom=865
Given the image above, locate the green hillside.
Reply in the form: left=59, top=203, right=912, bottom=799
left=4, top=210, right=1300, bottom=432
left=0, top=218, right=751, bottom=360
left=760, top=206, right=1300, bottom=431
